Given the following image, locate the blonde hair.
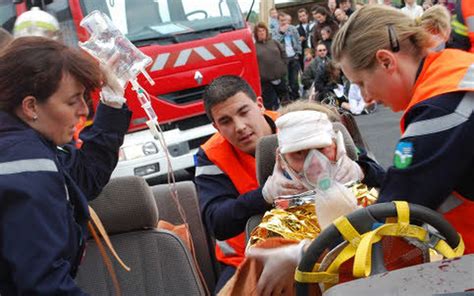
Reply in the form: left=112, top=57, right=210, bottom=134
left=332, top=4, right=434, bottom=71
left=279, top=100, right=341, bottom=122
left=419, top=5, right=451, bottom=40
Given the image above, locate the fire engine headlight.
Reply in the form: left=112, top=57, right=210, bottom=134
left=142, top=142, right=158, bottom=156
left=119, top=142, right=159, bottom=161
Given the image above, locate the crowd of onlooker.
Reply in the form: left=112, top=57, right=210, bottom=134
left=253, top=0, right=454, bottom=115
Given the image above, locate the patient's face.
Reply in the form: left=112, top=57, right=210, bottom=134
left=283, top=143, right=337, bottom=174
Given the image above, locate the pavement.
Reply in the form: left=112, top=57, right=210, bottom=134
left=148, top=105, right=403, bottom=185
left=353, top=105, right=403, bottom=169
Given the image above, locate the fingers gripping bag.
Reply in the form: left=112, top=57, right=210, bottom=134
left=303, top=149, right=358, bottom=230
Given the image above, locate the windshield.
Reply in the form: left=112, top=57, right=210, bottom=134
left=80, top=0, right=245, bottom=43
left=0, top=0, right=16, bottom=32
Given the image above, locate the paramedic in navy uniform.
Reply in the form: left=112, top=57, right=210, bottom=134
left=0, top=37, right=131, bottom=295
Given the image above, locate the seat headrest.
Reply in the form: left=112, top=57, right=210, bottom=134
left=333, top=122, right=358, bottom=161
left=256, top=135, right=279, bottom=186
left=89, top=176, right=159, bottom=234
left=255, top=122, right=359, bottom=186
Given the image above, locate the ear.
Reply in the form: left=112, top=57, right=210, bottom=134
left=375, top=49, right=397, bottom=73
left=256, top=96, right=266, bottom=113
left=212, top=121, right=220, bottom=132
left=19, top=95, right=39, bottom=121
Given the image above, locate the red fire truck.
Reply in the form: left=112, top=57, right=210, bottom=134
left=3, top=0, right=260, bottom=180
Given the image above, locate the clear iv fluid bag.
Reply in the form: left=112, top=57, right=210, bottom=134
left=78, top=10, right=153, bottom=88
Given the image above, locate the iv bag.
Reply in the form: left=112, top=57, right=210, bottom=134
left=78, top=10, right=153, bottom=88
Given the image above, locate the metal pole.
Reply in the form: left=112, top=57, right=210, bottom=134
left=259, top=0, right=275, bottom=23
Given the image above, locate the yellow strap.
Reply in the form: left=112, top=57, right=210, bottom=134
left=394, top=201, right=410, bottom=225
left=323, top=243, right=358, bottom=290
left=89, top=206, right=131, bottom=271
left=352, top=223, right=427, bottom=278
left=294, top=269, right=339, bottom=284
left=434, top=234, right=465, bottom=258
left=333, top=216, right=362, bottom=247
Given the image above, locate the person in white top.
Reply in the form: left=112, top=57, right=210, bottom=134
left=341, top=84, right=377, bottom=115
left=401, top=0, right=424, bottom=19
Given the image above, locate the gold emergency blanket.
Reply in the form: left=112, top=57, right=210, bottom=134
left=351, top=183, right=378, bottom=207
left=248, top=183, right=378, bottom=248
left=248, top=203, right=320, bottom=247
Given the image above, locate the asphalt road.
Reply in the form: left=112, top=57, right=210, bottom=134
left=353, top=106, right=403, bottom=169
left=148, top=105, right=403, bottom=185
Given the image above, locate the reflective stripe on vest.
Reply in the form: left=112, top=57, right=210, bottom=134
left=467, top=16, right=474, bottom=34
left=438, top=194, right=464, bottom=214
left=195, top=164, right=224, bottom=177
left=216, top=240, right=237, bottom=256
left=0, top=158, right=57, bottom=175
left=401, top=50, right=474, bottom=131
left=452, top=19, right=469, bottom=37
left=459, top=63, right=474, bottom=89
left=402, top=92, right=474, bottom=139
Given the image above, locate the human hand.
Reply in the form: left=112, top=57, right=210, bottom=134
left=334, top=154, right=364, bottom=184
left=99, top=58, right=126, bottom=109
left=279, top=24, right=289, bottom=33
left=246, top=240, right=308, bottom=296
left=262, top=155, right=306, bottom=204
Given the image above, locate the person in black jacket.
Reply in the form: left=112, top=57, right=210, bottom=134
left=296, top=8, right=314, bottom=70
left=254, top=22, right=288, bottom=110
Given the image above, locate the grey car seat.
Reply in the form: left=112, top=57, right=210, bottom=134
left=75, top=176, right=205, bottom=295
left=151, top=181, right=219, bottom=293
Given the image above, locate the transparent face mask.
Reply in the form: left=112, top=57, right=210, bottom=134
left=302, top=148, right=335, bottom=191
left=281, top=148, right=336, bottom=191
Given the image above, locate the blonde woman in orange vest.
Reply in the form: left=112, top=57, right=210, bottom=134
left=331, top=4, right=474, bottom=254
left=247, top=4, right=473, bottom=296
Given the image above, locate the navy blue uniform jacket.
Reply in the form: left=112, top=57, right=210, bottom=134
left=0, top=103, right=131, bottom=295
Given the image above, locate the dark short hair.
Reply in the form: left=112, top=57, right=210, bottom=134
left=0, top=36, right=102, bottom=113
left=313, top=5, right=331, bottom=16
left=203, top=75, right=256, bottom=121
left=297, top=8, right=309, bottom=14
left=254, top=21, right=269, bottom=41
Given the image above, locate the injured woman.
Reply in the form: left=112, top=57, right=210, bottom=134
left=219, top=103, right=385, bottom=296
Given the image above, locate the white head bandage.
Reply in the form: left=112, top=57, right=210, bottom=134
left=276, top=110, right=335, bottom=154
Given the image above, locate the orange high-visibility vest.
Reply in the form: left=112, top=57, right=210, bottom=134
left=201, top=110, right=278, bottom=267
left=461, top=0, right=474, bottom=53
left=401, top=49, right=474, bottom=254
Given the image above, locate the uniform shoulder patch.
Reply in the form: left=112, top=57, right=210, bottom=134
left=393, top=141, right=414, bottom=169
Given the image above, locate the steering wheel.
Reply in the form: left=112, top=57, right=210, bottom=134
left=185, top=10, right=208, bottom=20
left=295, top=201, right=464, bottom=295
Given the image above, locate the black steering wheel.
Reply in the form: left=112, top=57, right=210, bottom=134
left=295, top=202, right=462, bottom=295
left=185, top=10, right=208, bottom=20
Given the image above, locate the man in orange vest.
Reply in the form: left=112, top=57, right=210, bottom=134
left=198, top=75, right=386, bottom=293
left=194, top=75, right=306, bottom=292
